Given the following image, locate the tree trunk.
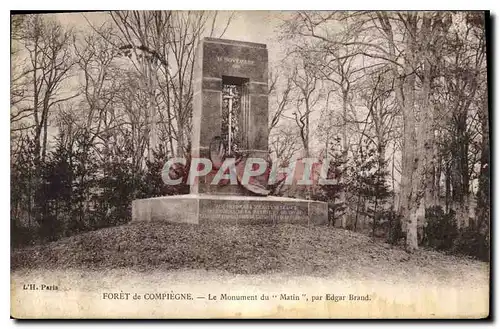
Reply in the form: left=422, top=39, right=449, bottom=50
left=372, top=198, right=378, bottom=238
left=401, top=14, right=419, bottom=252
left=176, top=121, right=185, bottom=157
left=445, top=164, right=451, bottom=213
left=340, top=90, right=349, bottom=228
left=420, top=19, right=436, bottom=241
left=475, top=93, right=489, bottom=232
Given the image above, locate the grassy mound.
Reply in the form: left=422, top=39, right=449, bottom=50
left=11, top=221, right=485, bottom=278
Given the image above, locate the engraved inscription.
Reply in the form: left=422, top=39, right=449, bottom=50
left=216, top=56, right=255, bottom=66
left=199, top=202, right=308, bottom=224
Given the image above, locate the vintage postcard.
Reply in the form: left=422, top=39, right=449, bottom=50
left=10, top=10, right=490, bottom=319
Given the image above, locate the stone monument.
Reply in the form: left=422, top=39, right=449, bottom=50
left=132, top=38, right=328, bottom=225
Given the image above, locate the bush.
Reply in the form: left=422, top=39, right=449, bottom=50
left=423, top=205, right=490, bottom=261
left=453, top=223, right=490, bottom=261
left=11, top=223, right=39, bottom=248
left=423, top=206, right=458, bottom=251
left=384, top=210, right=405, bottom=245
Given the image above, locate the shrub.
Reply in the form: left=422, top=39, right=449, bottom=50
left=423, top=205, right=489, bottom=261
left=453, top=223, right=490, bottom=261
left=384, top=210, right=404, bottom=245
left=423, top=206, right=458, bottom=251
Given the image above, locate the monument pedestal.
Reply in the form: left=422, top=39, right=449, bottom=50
left=132, top=195, right=328, bottom=226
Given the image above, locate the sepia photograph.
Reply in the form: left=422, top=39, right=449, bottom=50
left=9, top=10, right=490, bottom=319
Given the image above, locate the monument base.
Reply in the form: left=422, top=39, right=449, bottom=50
left=132, top=194, right=328, bottom=225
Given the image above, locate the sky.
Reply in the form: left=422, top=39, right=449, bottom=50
left=52, top=11, right=290, bottom=66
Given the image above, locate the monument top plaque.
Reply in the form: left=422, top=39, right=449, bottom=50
left=191, top=38, right=270, bottom=196
left=199, top=38, right=268, bottom=83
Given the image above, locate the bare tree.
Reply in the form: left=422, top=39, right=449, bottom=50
left=108, top=11, right=233, bottom=158
left=268, top=65, right=295, bottom=134
left=279, top=11, right=488, bottom=251
left=269, top=125, right=301, bottom=168
left=73, top=25, right=123, bottom=154
left=12, top=15, right=76, bottom=162
left=11, top=14, right=77, bottom=227
left=289, top=57, right=321, bottom=158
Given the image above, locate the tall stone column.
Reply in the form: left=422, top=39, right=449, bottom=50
left=191, top=38, right=269, bottom=195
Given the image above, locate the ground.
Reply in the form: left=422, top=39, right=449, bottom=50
left=12, top=221, right=488, bottom=280
left=10, top=222, right=490, bottom=318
